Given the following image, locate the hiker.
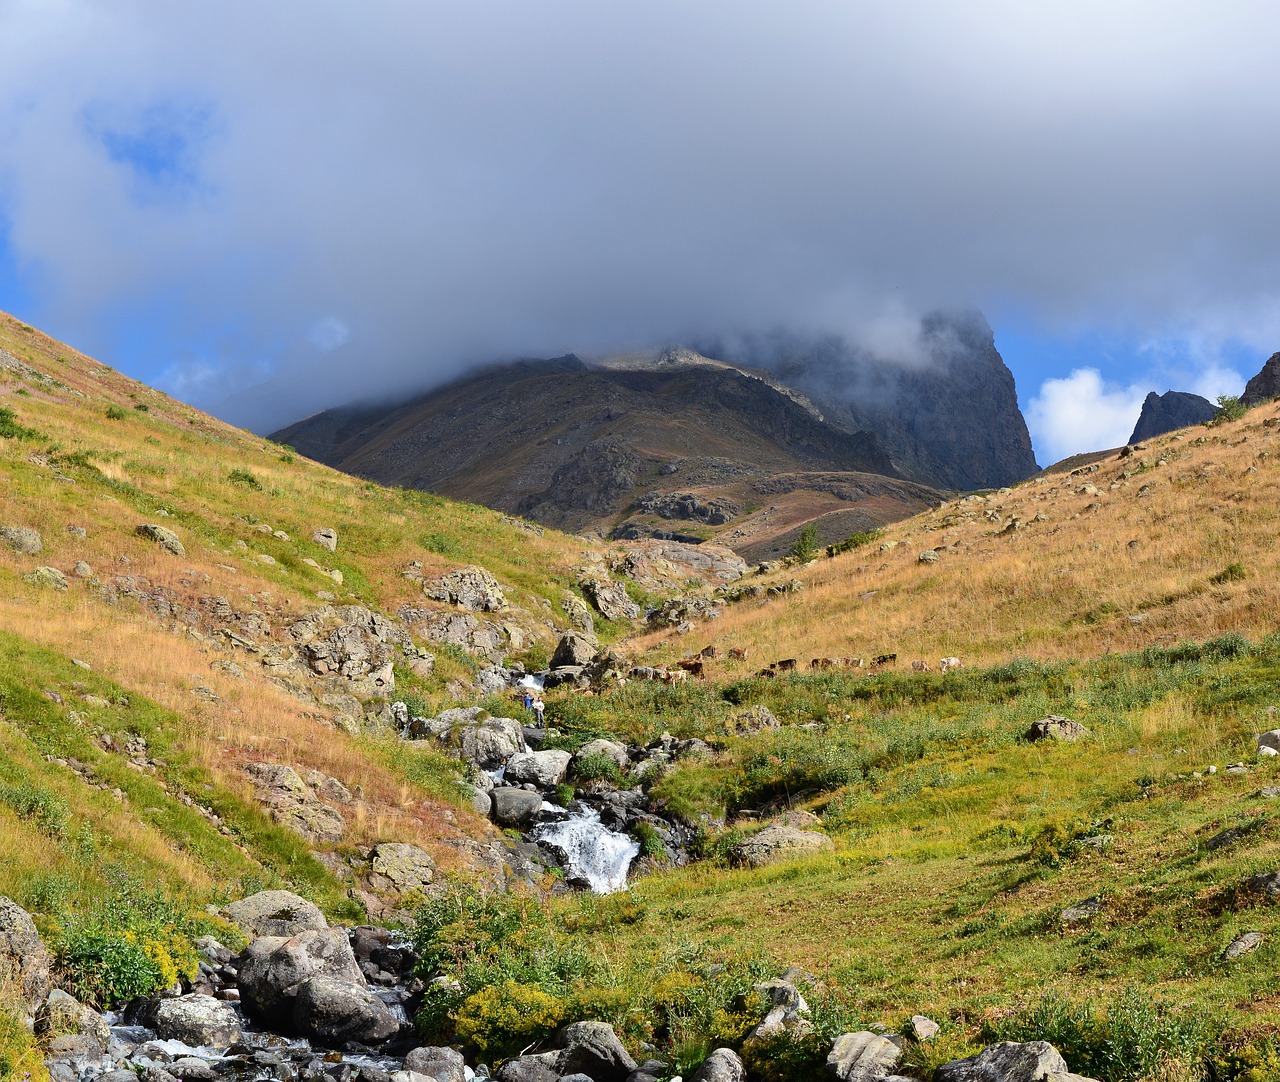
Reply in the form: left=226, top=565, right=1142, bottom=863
left=533, top=697, right=545, bottom=725
left=523, top=688, right=534, bottom=712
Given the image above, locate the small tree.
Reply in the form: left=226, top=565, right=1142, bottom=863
left=1212, top=394, right=1247, bottom=424
left=788, top=524, right=820, bottom=562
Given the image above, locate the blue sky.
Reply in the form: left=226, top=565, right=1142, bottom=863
left=2, top=1, right=1280, bottom=466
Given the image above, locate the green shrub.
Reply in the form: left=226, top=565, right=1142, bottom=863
left=573, top=751, right=624, bottom=785
left=631, top=821, right=665, bottom=857
left=132, top=403, right=149, bottom=412
left=0, top=781, right=69, bottom=839
left=0, top=407, right=38, bottom=440
left=826, top=529, right=883, bottom=558
left=228, top=468, right=261, bottom=489
left=1212, top=394, right=1247, bottom=424
left=788, top=525, right=820, bottom=563
left=1210, top=563, right=1246, bottom=585
left=454, top=980, right=566, bottom=1056
left=105, top=405, right=127, bottom=420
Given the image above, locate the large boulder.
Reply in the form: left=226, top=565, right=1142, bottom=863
left=1024, top=716, right=1088, bottom=742
left=293, top=974, right=400, bottom=1044
left=367, top=843, right=436, bottom=895
left=35, top=990, right=110, bottom=1051
left=691, top=1048, right=746, bottom=1082
left=452, top=716, right=527, bottom=769
left=730, top=823, right=834, bottom=869
left=826, top=1032, right=903, bottom=1081
left=237, top=927, right=365, bottom=1024
left=491, top=787, right=544, bottom=827
left=556, top=1020, right=637, bottom=1082
left=312, top=527, right=339, bottom=552
left=425, top=565, right=508, bottom=612
left=0, top=526, right=41, bottom=555
left=562, top=592, right=596, bottom=638
left=224, top=889, right=328, bottom=938
left=551, top=632, right=598, bottom=668
left=505, top=750, right=573, bottom=788
left=404, top=1045, right=467, bottom=1082
left=152, top=994, right=242, bottom=1047
left=0, top=897, right=52, bottom=1025
left=24, top=566, right=67, bottom=590
left=934, top=1041, right=1095, bottom=1082
left=136, top=523, right=185, bottom=556
left=494, top=1053, right=561, bottom=1082
left=574, top=739, right=629, bottom=772
left=578, top=575, right=640, bottom=622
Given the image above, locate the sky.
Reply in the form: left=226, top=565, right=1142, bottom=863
left=2, top=2, right=1280, bottom=466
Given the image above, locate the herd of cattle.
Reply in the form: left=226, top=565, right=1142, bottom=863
left=624, top=647, right=963, bottom=684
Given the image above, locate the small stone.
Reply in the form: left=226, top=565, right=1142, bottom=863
left=909, top=1015, right=939, bottom=1041
left=66, top=525, right=87, bottom=539
left=24, top=566, right=68, bottom=590
left=1059, top=897, right=1102, bottom=926
left=0, top=526, right=42, bottom=555
left=136, top=523, right=185, bottom=556
left=312, top=527, right=338, bottom=552
left=1225, top=932, right=1264, bottom=960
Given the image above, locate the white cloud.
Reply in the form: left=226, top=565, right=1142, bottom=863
left=307, top=316, right=350, bottom=354
left=1025, top=368, right=1149, bottom=464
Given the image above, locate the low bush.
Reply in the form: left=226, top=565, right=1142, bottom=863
left=104, top=405, right=127, bottom=420
left=0, top=407, right=38, bottom=440
left=228, top=468, right=261, bottom=489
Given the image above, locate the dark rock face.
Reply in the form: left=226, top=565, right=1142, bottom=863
left=1128, top=390, right=1216, bottom=443
left=1242, top=352, right=1280, bottom=407
left=717, top=311, right=1039, bottom=490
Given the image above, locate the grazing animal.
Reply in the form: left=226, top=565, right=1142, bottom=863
left=843, top=657, right=864, bottom=669
left=677, top=659, right=705, bottom=677
left=665, top=668, right=688, bottom=684
left=810, top=658, right=824, bottom=670
left=629, top=666, right=659, bottom=680
left=775, top=658, right=798, bottom=672
left=872, top=653, right=897, bottom=666
left=911, top=660, right=931, bottom=672
left=756, top=668, right=777, bottom=679
left=939, top=656, right=962, bottom=672
left=699, top=645, right=719, bottom=659
left=728, top=647, right=748, bottom=660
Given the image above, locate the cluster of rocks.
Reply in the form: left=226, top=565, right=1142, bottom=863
left=634, top=492, right=739, bottom=526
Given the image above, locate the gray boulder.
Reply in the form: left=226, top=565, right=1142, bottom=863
left=237, top=927, right=365, bottom=1023
left=24, top=566, right=67, bottom=590
left=368, top=843, right=436, bottom=895
left=506, top=749, right=573, bottom=788
left=0, top=526, right=41, bottom=555
left=1025, top=716, right=1088, bottom=742
left=0, top=896, right=52, bottom=1024
left=562, top=592, right=596, bottom=638
left=491, top=787, right=544, bottom=827
left=934, top=1041, right=1094, bottom=1082
left=495, top=1053, right=561, bottom=1082
left=35, top=990, right=109, bottom=1051
left=152, top=994, right=242, bottom=1047
left=136, top=523, right=185, bottom=556
left=449, top=715, right=527, bottom=769
left=691, top=1048, right=746, bottom=1082
left=1258, top=729, right=1280, bottom=754
left=1242, top=871, right=1280, bottom=898
left=224, top=889, right=328, bottom=938
left=243, top=763, right=347, bottom=842
left=1225, top=931, right=1264, bottom=960
left=556, top=1020, right=637, bottom=1082
left=730, top=823, right=834, bottom=869
left=826, top=1031, right=903, bottom=1081
left=579, top=575, right=640, bottom=621
left=293, top=974, right=400, bottom=1044
left=574, top=739, right=629, bottom=772
left=426, top=565, right=508, bottom=612
left=312, top=527, right=339, bottom=552
left=551, top=632, right=598, bottom=668
left=910, top=1015, right=940, bottom=1041
left=404, top=1045, right=467, bottom=1082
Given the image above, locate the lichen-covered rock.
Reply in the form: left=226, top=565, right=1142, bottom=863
left=367, top=843, right=436, bottom=895
left=425, top=565, right=508, bottom=612
left=556, top=1020, right=637, bottom=1082
left=730, top=823, right=834, bottom=869
left=153, top=994, right=242, bottom=1047
left=691, top=1047, right=746, bottom=1082
left=505, top=749, right=572, bottom=788
left=223, top=889, right=328, bottom=938
left=574, top=739, right=629, bottom=772
left=0, top=526, right=41, bottom=555
left=243, top=763, right=347, bottom=842
left=491, top=787, right=543, bottom=827
left=237, top=928, right=365, bottom=1023
left=0, top=896, right=52, bottom=1025
left=136, top=523, right=185, bottom=556
left=578, top=574, right=640, bottom=621
left=23, top=566, right=67, bottom=590
left=551, top=631, right=598, bottom=668
left=312, top=527, right=338, bottom=552
left=933, top=1041, right=1091, bottom=1082
left=403, top=1046, right=467, bottom=1082
left=35, top=990, right=109, bottom=1050
left=562, top=592, right=596, bottom=638
left=826, top=1031, right=903, bottom=1081
left=1025, top=715, right=1088, bottom=742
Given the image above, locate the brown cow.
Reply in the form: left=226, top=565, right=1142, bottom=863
left=756, top=667, right=777, bottom=679
left=775, top=658, right=798, bottom=672
left=872, top=653, right=897, bottom=666
left=728, top=647, right=748, bottom=660
left=699, top=645, right=719, bottom=659
left=910, top=660, right=931, bottom=672
left=677, top=659, right=705, bottom=677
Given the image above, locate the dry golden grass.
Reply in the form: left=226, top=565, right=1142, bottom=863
left=642, top=404, right=1280, bottom=670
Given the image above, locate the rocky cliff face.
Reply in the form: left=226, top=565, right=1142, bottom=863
left=1242, top=352, right=1280, bottom=407
left=707, top=311, right=1039, bottom=490
left=1128, top=390, right=1217, bottom=443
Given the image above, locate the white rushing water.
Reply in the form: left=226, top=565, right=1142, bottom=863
left=518, top=672, right=546, bottom=691
left=533, top=808, right=640, bottom=894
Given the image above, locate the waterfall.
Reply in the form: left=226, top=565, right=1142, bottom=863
left=533, top=807, right=640, bottom=894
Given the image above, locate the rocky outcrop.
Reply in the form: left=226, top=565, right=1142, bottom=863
left=730, top=822, right=834, bottom=868
left=933, top=1040, right=1094, bottom=1081
left=551, top=631, right=598, bottom=668
left=826, top=1031, right=903, bottom=1081
left=1242, top=352, right=1280, bottom=407
left=1128, top=391, right=1216, bottom=443
left=152, top=995, right=242, bottom=1047
left=636, top=491, right=739, bottom=525
left=288, top=605, right=411, bottom=699
left=223, top=889, right=328, bottom=938
left=135, top=523, right=185, bottom=556
left=366, top=843, right=436, bottom=895
left=577, top=573, right=640, bottom=621
left=243, top=763, right=347, bottom=842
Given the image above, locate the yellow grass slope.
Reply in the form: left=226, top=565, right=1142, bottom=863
left=644, top=404, right=1280, bottom=669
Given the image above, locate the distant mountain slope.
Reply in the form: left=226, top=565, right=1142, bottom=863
left=274, top=353, right=942, bottom=552
left=1128, top=390, right=1216, bottom=443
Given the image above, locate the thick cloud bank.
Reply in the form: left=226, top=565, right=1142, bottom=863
left=2, top=1, right=1280, bottom=447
